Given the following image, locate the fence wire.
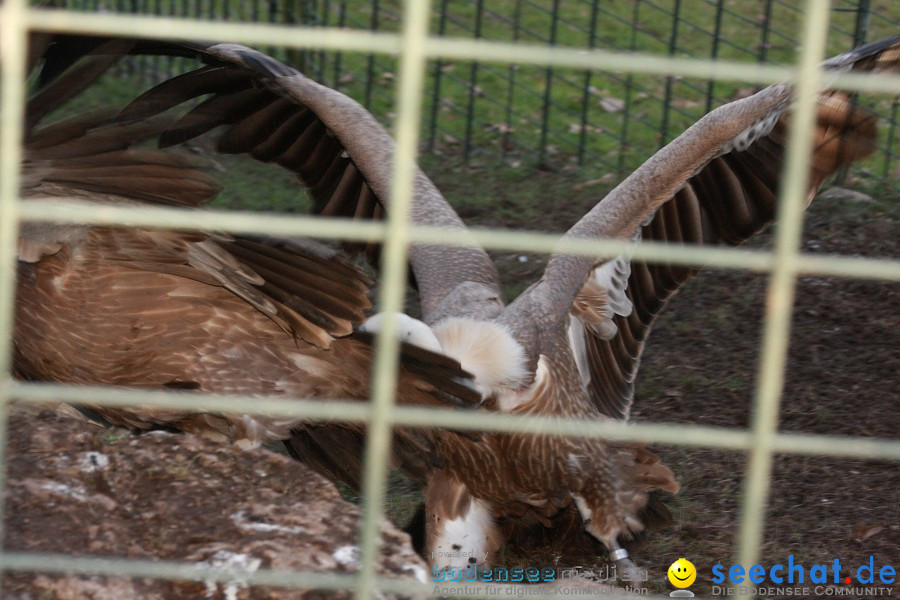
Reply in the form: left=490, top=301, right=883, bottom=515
left=35, top=0, right=900, bottom=187
left=1, top=1, right=899, bottom=599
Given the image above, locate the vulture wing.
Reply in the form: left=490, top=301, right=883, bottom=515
left=514, top=35, right=900, bottom=419
left=91, top=39, right=505, bottom=322
left=16, top=34, right=482, bottom=488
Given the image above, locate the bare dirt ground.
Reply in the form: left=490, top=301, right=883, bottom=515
left=432, top=161, right=899, bottom=598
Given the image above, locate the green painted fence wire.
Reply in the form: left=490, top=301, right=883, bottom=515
left=0, top=2, right=898, bottom=598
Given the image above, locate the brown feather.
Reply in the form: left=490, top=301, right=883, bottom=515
left=16, top=35, right=480, bottom=499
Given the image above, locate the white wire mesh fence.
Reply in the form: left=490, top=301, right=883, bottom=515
left=0, top=1, right=898, bottom=598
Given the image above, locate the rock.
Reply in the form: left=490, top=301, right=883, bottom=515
left=817, top=187, right=874, bottom=203
left=2, top=407, right=427, bottom=599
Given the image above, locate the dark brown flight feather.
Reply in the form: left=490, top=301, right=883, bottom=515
left=15, top=33, right=480, bottom=497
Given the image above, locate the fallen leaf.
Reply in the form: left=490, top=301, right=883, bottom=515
left=852, top=523, right=884, bottom=543
left=672, top=98, right=700, bottom=108
left=599, top=97, right=625, bottom=113
left=572, top=173, right=616, bottom=191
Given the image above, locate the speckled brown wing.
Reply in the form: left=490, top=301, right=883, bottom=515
left=14, top=226, right=474, bottom=479
left=16, top=34, right=482, bottom=486
left=19, top=31, right=475, bottom=366
left=15, top=223, right=370, bottom=387
left=285, top=330, right=483, bottom=490
left=23, top=113, right=370, bottom=352
left=563, top=35, right=900, bottom=420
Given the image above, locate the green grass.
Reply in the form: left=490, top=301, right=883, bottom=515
left=36, top=0, right=899, bottom=192
left=322, top=0, right=900, bottom=184
left=336, top=470, right=422, bottom=528
left=210, top=156, right=310, bottom=213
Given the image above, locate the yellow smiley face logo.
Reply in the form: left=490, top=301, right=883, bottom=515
left=667, top=558, right=697, bottom=588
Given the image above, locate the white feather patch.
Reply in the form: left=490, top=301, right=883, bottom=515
left=332, top=545, right=361, bottom=567
left=590, top=253, right=633, bottom=321
left=196, top=550, right=261, bottom=600
left=431, top=498, right=495, bottom=568
left=719, top=90, right=786, bottom=156
left=496, top=354, right=551, bottom=412
left=569, top=247, right=635, bottom=390
left=571, top=493, right=592, bottom=525
left=432, top=318, right=529, bottom=400
left=360, top=312, right=443, bottom=353
left=567, top=315, right=591, bottom=388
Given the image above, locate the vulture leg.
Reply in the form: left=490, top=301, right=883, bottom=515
left=572, top=490, right=644, bottom=580
left=608, top=539, right=640, bottom=581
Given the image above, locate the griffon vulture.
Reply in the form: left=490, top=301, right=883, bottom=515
left=13, top=32, right=899, bottom=570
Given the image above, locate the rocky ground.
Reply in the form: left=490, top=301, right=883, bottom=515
left=3, top=408, right=429, bottom=599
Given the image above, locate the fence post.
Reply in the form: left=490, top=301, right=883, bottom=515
left=331, top=0, right=349, bottom=90
left=537, top=0, right=561, bottom=165
left=463, top=0, right=485, bottom=161
left=427, top=0, right=450, bottom=153
left=852, top=0, right=871, bottom=47
left=705, top=0, right=725, bottom=113
left=501, top=0, right=524, bottom=161
left=836, top=0, right=872, bottom=184
left=576, top=0, right=601, bottom=166
left=618, top=0, right=643, bottom=175
left=363, top=0, right=380, bottom=110
left=659, top=0, right=682, bottom=149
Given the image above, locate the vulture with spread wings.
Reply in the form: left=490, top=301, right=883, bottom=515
left=16, top=35, right=483, bottom=492
left=14, top=33, right=899, bottom=570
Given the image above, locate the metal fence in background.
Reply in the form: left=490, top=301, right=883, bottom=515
left=39, top=0, right=900, bottom=185
left=2, top=1, right=900, bottom=599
